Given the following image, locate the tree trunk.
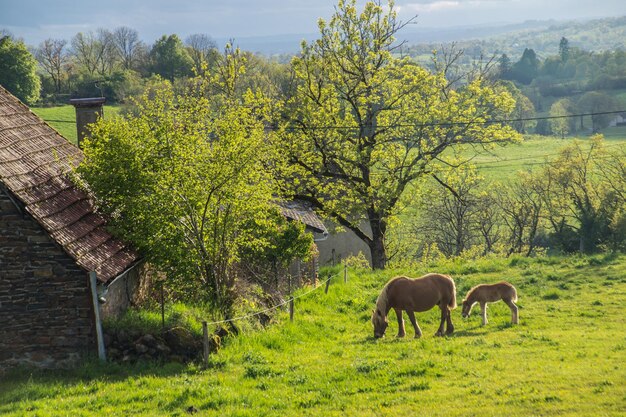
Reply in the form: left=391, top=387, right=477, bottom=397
left=369, top=235, right=387, bottom=269
left=368, top=214, right=387, bottom=269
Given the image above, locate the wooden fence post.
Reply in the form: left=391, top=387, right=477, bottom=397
left=289, top=299, right=294, bottom=322
left=325, top=274, right=331, bottom=294
left=160, top=282, right=165, bottom=331
left=202, top=321, right=209, bottom=368
left=344, top=262, right=348, bottom=283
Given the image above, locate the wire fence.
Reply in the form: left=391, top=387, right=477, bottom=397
left=200, top=265, right=348, bottom=366
left=203, top=268, right=344, bottom=327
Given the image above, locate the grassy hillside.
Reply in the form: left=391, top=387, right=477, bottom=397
left=455, top=131, right=626, bottom=183
left=2, top=254, right=625, bottom=416
left=31, top=105, right=121, bottom=145
left=406, top=16, right=626, bottom=60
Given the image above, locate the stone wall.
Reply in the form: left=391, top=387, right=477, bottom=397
left=0, top=189, right=96, bottom=369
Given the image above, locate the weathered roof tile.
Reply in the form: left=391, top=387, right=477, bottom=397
left=276, top=200, right=327, bottom=234
left=0, top=86, right=139, bottom=283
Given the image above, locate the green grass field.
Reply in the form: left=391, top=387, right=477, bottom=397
left=31, top=104, right=121, bottom=145
left=458, top=131, right=626, bottom=182
left=1, top=254, right=625, bottom=416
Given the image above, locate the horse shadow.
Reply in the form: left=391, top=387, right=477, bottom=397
left=357, top=326, right=487, bottom=343
left=449, top=329, right=486, bottom=338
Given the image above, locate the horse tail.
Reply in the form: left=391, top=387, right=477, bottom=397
left=448, top=275, right=457, bottom=309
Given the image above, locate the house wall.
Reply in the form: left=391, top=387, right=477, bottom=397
left=0, top=189, right=95, bottom=369
left=316, top=221, right=372, bottom=267
left=99, top=263, right=142, bottom=319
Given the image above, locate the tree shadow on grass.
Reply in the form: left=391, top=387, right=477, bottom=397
left=0, top=358, right=197, bottom=406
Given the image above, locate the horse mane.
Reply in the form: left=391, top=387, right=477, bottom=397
left=375, top=282, right=390, bottom=314
left=463, top=284, right=480, bottom=303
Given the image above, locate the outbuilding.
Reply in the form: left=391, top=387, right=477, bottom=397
left=0, top=86, right=141, bottom=369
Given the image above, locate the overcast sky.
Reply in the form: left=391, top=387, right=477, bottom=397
left=1, top=0, right=624, bottom=45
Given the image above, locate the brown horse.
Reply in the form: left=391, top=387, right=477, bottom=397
left=461, top=282, right=519, bottom=326
left=371, top=273, right=456, bottom=339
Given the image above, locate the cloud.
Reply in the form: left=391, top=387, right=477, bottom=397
left=397, top=0, right=513, bottom=13
left=398, top=1, right=461, bottom=13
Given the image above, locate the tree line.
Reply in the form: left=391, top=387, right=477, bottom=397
left=404, top=135, right=626, bottom=261
left=494, top=37, right=626, bottom=135
left=1, top=27, right=251, bottom=104
left=2, top=1, right=625, bottom=320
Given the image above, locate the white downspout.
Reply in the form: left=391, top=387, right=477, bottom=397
left=89, top=271, right=106, bottom=361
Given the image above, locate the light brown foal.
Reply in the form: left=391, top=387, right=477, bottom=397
left=461, top=282, right=519, bottom=326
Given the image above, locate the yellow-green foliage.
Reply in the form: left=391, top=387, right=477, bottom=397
left=275, top=0, right=520, bottom=268
left=76, top=76, right=277, bottom=314
left=2, top=254, right=625, bottom=416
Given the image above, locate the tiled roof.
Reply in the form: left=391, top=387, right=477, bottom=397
left=277, top=200, right=328, bottom=235
left=0, top=85, right=139, bottom=283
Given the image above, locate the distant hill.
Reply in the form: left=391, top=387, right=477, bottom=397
left=404, top=16, right=626, bottom=60
left=226, top=16, right=626, bottom=58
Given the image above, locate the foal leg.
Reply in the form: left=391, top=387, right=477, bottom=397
left=480, top=302, right=488, bottom=326
left=394, top=308, right=406, bottom=338
left=406, top=311, right=422, bottom=338
left=505, top=299, right=519, bottom=324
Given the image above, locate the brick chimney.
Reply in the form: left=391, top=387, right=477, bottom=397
left=69, top=97, right=106, bottom=148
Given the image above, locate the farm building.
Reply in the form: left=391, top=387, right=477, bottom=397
left=609, top=112, right=626, bottom=127
left=316, top=221, right=373, bottom=267
left=277, top=200, right=327, bottom=282
left=277, top=200, right=328, bottom=242
left=278, top=200, right=372, bottom=267
left=0, top=85, right=142, bottom=369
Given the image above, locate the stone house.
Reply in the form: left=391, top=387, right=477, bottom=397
left=278, top=200, right=372, bottom=268
left=0, top=86, right=141, bottom=369
left=277, top=200, right=328, bottom=284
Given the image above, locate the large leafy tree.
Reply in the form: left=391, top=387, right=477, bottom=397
left=77, top=68, right=279, bottom=318
left=0, top=35, right=40, bottom=104
left=497, top=81, right=536, bottom=134
left=510, top=48, right=540, bottom=85
left=577, top=91, right=619, bottom=133
left=185, top=33, right=219, bottom=74
left=149, top=34, right=193, bottom=81
left=275, top=0, right=519, bottom=269
left=549, top=99, right=571, bottom=138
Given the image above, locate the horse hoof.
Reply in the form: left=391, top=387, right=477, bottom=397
left=435, top=332, right=443, bottom=337
left=396, top=334, right=406, bottom=338
left=414, top=334, right=422, bottom=339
